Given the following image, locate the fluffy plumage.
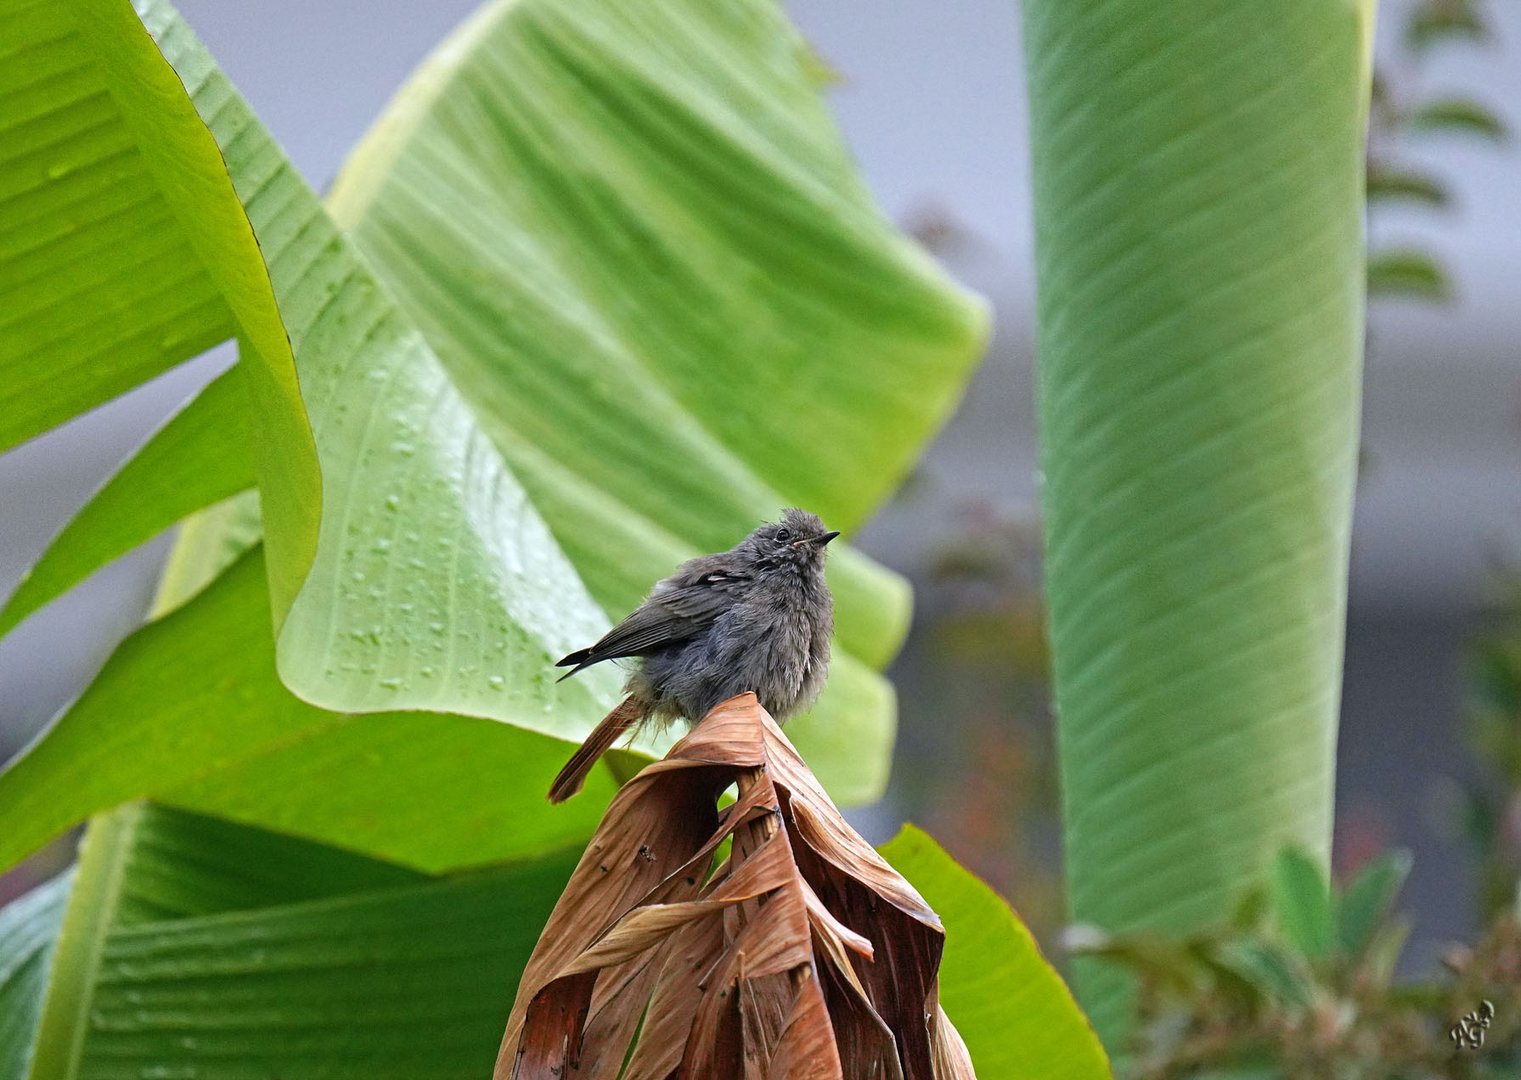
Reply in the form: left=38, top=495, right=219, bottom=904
left=548, top=508, right=837, bottom=801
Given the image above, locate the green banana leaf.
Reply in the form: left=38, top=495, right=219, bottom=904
left=0, top=0, right=985, bottom=869
left=0, top=370, right=254, bottom=640
left=321, top=0, right=979, bottom=674
left=1021, top=0, right=1373, bottom=1047
left=3, top=0, right=617, bottom=728
left=0, top=550, right=615, bottom=875
left=0, top=874, right=70, bottom=1080
left=0, top=0, right=318, bottom=615
left=0, top=0, right=221, bottom=456
left=0, top=810, right=1089, bottom=1078
left=879, top=827, right=1111, bottom=1080
left=0, top=804, right=579, bottom=1080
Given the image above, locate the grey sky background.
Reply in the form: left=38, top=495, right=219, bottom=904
left=1, top=0, right=1518, bottom=962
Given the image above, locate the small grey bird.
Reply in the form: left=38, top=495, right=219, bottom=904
left=548, top=508, right=838, bottom=802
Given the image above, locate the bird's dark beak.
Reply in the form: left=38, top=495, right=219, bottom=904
left=794, top=530, right=840, bottom=548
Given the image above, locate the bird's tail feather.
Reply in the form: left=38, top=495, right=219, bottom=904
left=547, top=695, right=645, bottom=803
left=554, top=648, right=591, bottom=682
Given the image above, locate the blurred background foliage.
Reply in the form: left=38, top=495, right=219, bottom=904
left=1367, top=0, right=1507, bottom=299
left=1082, top=848, right=1521, bottom=1078
left=875, top=0, right=1519, bottom=1070
left=887, top=0, right=1508, bottom=937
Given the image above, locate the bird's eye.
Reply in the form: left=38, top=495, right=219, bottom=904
left=775, top=527, right=792, bottom=543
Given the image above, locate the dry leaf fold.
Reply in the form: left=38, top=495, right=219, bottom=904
left=497, top=693, right=976, bottom=1080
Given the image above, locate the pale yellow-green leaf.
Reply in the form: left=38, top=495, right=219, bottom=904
left=1022, top=0, right=1372, bottom=1044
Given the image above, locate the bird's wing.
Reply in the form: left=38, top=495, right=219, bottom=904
left=555, top=568, right=748, bottom=677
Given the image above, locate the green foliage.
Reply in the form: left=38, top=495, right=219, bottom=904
left=1366, top=250, right=1452, bottom=300
left=324, top=0, right=983, bottom=675
left=1020, top=0, right=1372, bottom=1046
left=0, top=0, right=989, bottom=883
left=1406, top=99, right=1507, bottom=141
left=0, top=0, right=319, bottom=614
left=1270, top=850, right=1337, bottom=963
left=1405, top=0, right=1489, bottom=52
left=1212, top=939, right=1317, bottom=1012
left=3, top=805, right=579, bottom=1079
left=0, top=0, right=1063, bottom=1076
left=1462, top=597, right=1521, bottom=917
left=0, top=811, right=1106, bottom=1080
left=0, top=1, right=224, bottom=456
left=0, top=550, right=615, bottom=875
left=1078, top=848, right=1521, bottom=1078
left=0, top=875, right=69, bottom=1080
left=1366, top=166, right=1449, bottom=207
left=1336, top=849, right=1412, bottom=957
left=881, top=826, right=1111, bottom=1080
left=0, top=371, right=254, bottom=641
left=1367, top=0, right=1505, bottom=303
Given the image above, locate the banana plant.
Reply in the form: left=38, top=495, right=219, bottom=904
left=0, top=0, right=988, bottom=866
left=0, top=0, right=1107, bottom=1076
left=1022, top=0, right=1376, bottom=1049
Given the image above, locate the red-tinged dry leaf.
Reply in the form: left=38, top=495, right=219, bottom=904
left=496, top=693, right=976, bottom=1079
